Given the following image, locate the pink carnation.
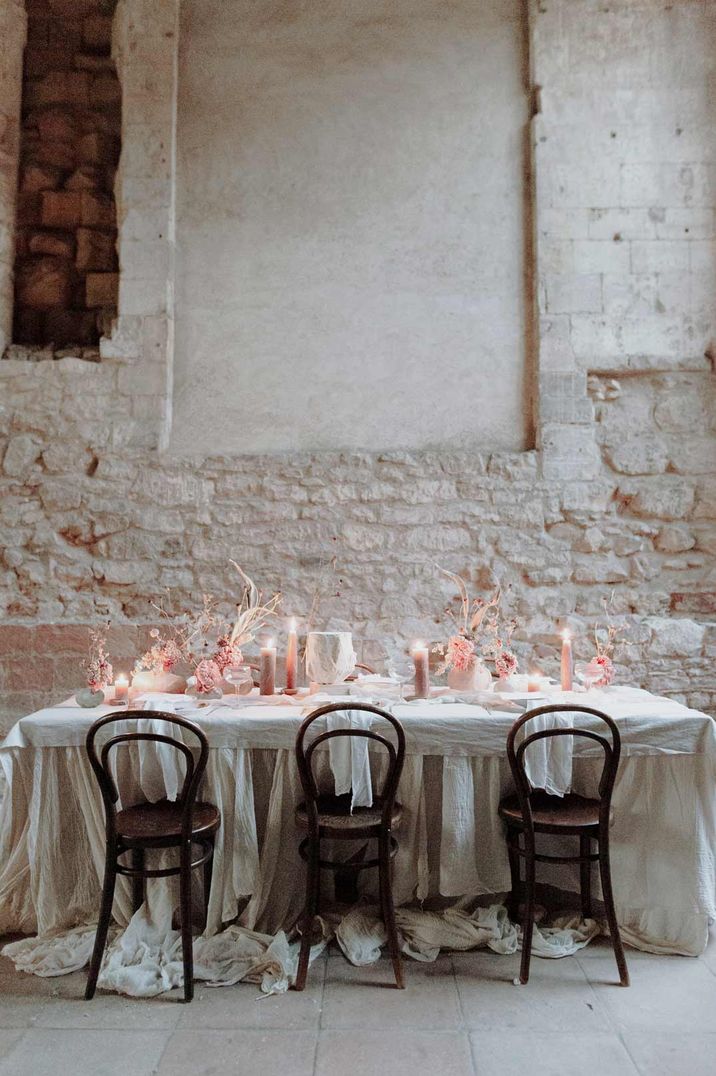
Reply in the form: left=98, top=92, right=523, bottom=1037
left=194, top=658, right=222, bottom=694
left=592, top=654, right=614, bottom=687
left=446, top=635, right=476, bottom=672
left=495, top=650, right=518, bottom=679
left=213, top=636, right=243, bottom=674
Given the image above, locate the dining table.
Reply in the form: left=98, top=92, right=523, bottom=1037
left=1, top=683, right=714, bottom=995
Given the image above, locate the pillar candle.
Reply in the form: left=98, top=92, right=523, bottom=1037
left=114, top=674, right=128, bottom=704
left=260, top=640, right=276, bottom=696
left=412, top=642, right=430, bottom=699
left=560, top=629, right=573, bottom=692
left=285, top=618, right=298, bottom=694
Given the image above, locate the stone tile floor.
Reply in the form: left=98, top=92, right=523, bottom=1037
left=0, top=933, right=715, bottom=1076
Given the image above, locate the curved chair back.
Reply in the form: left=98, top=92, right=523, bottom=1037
left=506, top=703, right=621, bottom=832
left=86, top=710, right=210, bottom=843
left=295, top=702, right=405, bottom=832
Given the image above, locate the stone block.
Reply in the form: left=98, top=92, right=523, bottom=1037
left=572, top=240, right=630, bottom=275
left=47, top=0, right=101, bottom=17
left=28, top=231, right=75, bottom=258
left=91, top=72, right=121, bottom=106
left=79, top=131, right=119, bottom=166
left=81, top=190, right=114, bottom=227
left=76, top=227, right=115, bottom=270
left=33, top=139, right=77, bottom=170
left=16, top=192, right=41, bottom=226
left=669, top=438, right=716, bottom=476
left=26, top=70, right=90, bottom=109
left=627, top=481, right=696, bottom=521
left=34, top=108, right=77, bottom=143
left=41, top=190, right=82, bottom=228
left=15, top=256, right=73, bottom=309
left=544, top=273, right=602, bottom=315
left=2, top=434, right=41, bottom=478
left=86, top=271, right=118, bottom=307
left=604, top=434, right=668, bottom=476
left=82, top=13, right=112, bottom=50
left=20, top=162, right=63, bottom=193
left=43, top=308, right=98, bottom=346
left=648, top=617, right=705, bottom=657
left=65, top=165, right=105, bottom=192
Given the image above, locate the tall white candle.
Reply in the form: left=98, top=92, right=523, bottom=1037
left=412, top=642, right=430, bottom=699
left=285, top=618, right=298, bottom=694
left=560, top=629, right=573, bottom=692
left=260, top=639, right=276, bottom=696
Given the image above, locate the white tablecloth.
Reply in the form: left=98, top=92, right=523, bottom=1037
left=1, top=687, right=714, bottom=994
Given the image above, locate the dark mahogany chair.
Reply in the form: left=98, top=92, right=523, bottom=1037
left=294, top=702, right=405, bottom=990
left=498, top=703, right=629, bottom=987
left=84, top=710, right=220, bottom=1002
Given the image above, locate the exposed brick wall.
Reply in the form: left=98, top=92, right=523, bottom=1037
left=0, top=0, right=714, bottom=732
left=12, top=0, right=120, bottom=349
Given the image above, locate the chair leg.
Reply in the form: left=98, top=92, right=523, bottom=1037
left=519, top=841, right=536, bottom=986
left=378, top=833, right=404, bottom=990
left=507, top=831, right=521, bottom=921
left=85, top=853, right=117, bottom=1000
left=580, top=835, right=592, bottom=919
left=598, top=828, right=629, bottom=987
left=203, top=839, right=214, bottom=930
left=295, top=836, right=320, bottom=991
left=179, top=839, right=194, bottom=1003
left=131, top=847, right=145, bottom=915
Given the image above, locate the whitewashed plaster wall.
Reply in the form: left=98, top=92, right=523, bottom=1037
left=171, top=0, right=530, bottom=454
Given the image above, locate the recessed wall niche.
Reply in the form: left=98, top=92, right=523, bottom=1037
left=12, top=0, right=120, bottom=352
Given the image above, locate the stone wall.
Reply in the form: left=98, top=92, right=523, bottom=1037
left=0, top=0, right=714, bottom=731
left=12, top=0, right=120, bottom=349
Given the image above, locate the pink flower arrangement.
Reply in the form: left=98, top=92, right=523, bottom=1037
left=445, top=635, right=476, bottom=672
left=213, top=635, right=243, bottom=674
left=194, top=658, right=223, bottom=694
left=136, top=629, right=183, bottom=675
left=592, top=653, right=615, bottom=687
left=83, top=626, right=113, bottom=690
left=495, top=649, right=518, bottom=680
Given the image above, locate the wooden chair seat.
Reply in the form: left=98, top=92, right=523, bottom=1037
left=295, top=793, right=402, bottom=838
left=498, top=791, right=600, bottom=833
left=116, top=800, right=221, bottom=846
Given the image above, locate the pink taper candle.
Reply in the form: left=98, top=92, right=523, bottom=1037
left=412, top=642, right=430, bottom=700
left=285, top=618, right=298, bottom=694
left=560, top=629, right=573, bottom=692
left=259, top=639, right=276, bottom=696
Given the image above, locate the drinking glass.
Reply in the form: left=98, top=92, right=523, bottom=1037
left=224, top=664, right=253, bottom=700
left=574, top=661, right=602, bottom=692
left=386, top=658, right=414, bottom=702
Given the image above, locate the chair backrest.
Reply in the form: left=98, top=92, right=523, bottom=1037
left=295, top=702, right=405, bottom=831
left=506, top=703, right=621, bottom=830
left=86, top=709, right=209, bottom=841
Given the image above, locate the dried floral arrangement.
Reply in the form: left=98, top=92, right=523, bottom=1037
left=434, top=567, right=517, bottom=677
left=82, top=624, right=113, bottom=690
left=589, top=597, right=626, bottom=687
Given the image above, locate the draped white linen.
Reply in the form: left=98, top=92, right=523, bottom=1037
left=1, top=687, right=714, bottom=996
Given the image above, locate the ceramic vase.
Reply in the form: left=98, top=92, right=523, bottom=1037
left=447, top=661, right=492, bottom=692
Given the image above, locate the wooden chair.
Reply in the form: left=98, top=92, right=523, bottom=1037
left=294, top=702, right=405, bottom=990
left=84, top=710, right=220, bottom=1002
left=498, top=703, right=629, bottom=987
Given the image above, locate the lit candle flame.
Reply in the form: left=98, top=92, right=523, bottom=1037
left=289, top=617, right=296, bottom=632
left=561, top=628, right=571, bottom=641
left=265, top=638, right=274, bottom=649
left=116, top=674, right=128, bottom=685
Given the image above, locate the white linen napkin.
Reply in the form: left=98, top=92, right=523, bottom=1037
left=325, top=708, right=377, bottom=811
left=520, top=702, right=574, bottom=796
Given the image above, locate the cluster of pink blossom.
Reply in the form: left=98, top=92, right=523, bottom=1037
left=445, top=634, right=476, bottom=672
left=213, top=636, right=244, bottom=674
left=592, top=653, right=615, bottom=687
left=83, top=628, right=113, bottom=690
left=194, top=658, right=223, bottom=694
left=136, top=629, right=183, bottom=674
left=494, top=649, right=518, bottom=679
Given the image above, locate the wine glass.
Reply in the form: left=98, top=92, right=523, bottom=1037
left=574, top=661, right=602, bottom=692
left=224, top=664, right=253, bottom=700
left=386, top=658, right=415, bottom=702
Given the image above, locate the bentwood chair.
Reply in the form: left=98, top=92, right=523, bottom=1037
left=294, top=702, right=406, bottom=990
left=85, top=710, right=220, bottom=1002
left=498, top=704, right=629, bottom=987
